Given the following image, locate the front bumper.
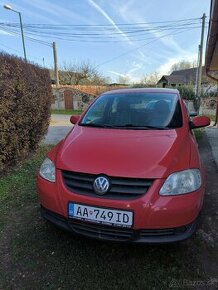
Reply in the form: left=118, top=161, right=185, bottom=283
left=41, top=206, right=198, bottom=244
left=37, top=171, right=205, bottom=230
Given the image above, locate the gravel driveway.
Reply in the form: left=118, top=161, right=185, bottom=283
left=42, top=114, right=73, bottom=145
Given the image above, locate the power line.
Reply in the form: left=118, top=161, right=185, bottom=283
left=1, top=20, right=203, bottom=34
left=0, top=41, right=22, bottom=54
left=20, top=24, right=203, bottom=36
left=17, top=26, right=203, bottom=43
left=0, top=41, right=44, bottom=62
left=1, top=20, right=201, bottom=29
left=94, top=27, right=199, bottom=68
left=0, top=16, right=206, bottom=69
left=0, top=21, right=206, bottom=43
left=0, top=25, right=52, bottom=47
left=0, top=17, right=202, bottom=28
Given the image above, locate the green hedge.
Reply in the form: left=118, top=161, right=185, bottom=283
left=176, top=85, right=195, bottom=100
left=0, top=53, right=52, bottom=171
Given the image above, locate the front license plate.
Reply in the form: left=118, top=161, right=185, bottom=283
left=68, top=203, right=133, bottom=228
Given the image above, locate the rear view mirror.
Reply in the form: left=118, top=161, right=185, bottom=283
left=70, top=115, right=80, bottom=124
left=190, top=116, right=210, bottom=129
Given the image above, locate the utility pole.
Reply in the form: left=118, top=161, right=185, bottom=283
left=196, top=13, right=206, bottom=111
left=195, top=45, right=200, bottom=96
left=52, top=42, right=60, bottom=108
left=52, top=42, right=59, bottom=88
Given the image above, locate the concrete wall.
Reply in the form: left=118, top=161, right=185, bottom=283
left=185, top=97, right=217, bottom=115
left=51, top=87, right=96, bottom=110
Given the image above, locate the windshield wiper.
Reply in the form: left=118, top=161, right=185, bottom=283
left=114, top=124, right=170, bottom=130
left=80, top=123, right=116, bottom=128
left=138, top=125, right=169, bottom=130
left=80, top=123, right=170, bottom=130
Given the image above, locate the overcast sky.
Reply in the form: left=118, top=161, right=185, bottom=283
left=0, top=0, right=210, bottom=82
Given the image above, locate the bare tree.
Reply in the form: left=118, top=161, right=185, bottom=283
left=88, top=73, right=110, bottom=85
left=74, top=61, right=96, bottom=85
left=140, top=72, right=160, bottom=86
left=117, top=75, right=130, bottom=85
left=59, top=61, right=77, bottom=85
left=170, top=60, right=197, bottom=73
left=59, top=61, right=107, bottom=85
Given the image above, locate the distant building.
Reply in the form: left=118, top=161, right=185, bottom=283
left=52, top=86, right=96, bottom=110
left=157, top=67, right=206, bottom=87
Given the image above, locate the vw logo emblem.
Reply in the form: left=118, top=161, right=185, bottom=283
left=93, top=176, right=110, bottom=195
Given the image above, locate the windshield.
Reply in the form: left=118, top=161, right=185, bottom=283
left=80, top=93, right=183, bottom=129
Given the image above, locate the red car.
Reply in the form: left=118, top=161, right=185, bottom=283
left=37, top=88, right=210, bottom=243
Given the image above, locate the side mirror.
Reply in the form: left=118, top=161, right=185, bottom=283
left=190, top=116, right=210, bottom=129
left=70, top=115, right=80, bottom=124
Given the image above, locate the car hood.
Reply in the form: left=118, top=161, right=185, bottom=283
left=56, top=125, right=190, bottom=179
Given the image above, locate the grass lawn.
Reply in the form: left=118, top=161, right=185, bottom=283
left=194, top=128, right=204, bottom=140
left=0, top=142, right=217, bottom=290
left=51, top=109, right=83, bottom=115
left=207, top=114, right=216, bottom=122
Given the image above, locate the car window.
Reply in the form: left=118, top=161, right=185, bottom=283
left=81, top=93, right=183, bottom=129
left=83, top=96, right=108, bottom=123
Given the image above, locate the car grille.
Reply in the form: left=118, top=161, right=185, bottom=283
left=69, top=220, right=134, bottom=242
left=62, top=170, right=153, bottom=200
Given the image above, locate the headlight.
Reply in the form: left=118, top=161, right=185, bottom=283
left=159, top=169, right=201, bottom=196
left=39, top=158, right=56, bottom=182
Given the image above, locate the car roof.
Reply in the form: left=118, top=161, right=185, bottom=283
left=102, top=87, right=179, bottom=95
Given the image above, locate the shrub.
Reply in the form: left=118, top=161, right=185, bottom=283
left=176, top=85, right=195, bottom=100
left=131, top=83, right=147, bottom=88
left=0, top=52, right=52, bottom=171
